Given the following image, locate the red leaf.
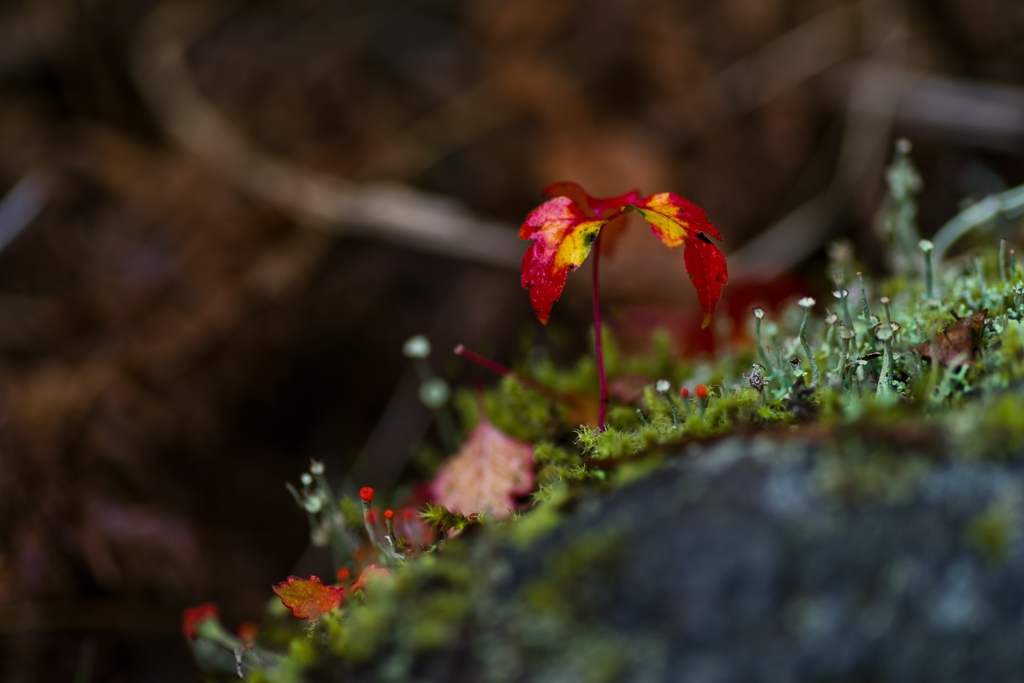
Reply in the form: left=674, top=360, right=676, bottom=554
left=684, top=235, right=729, bottom=329
left=543, top=181, right=639, bottom=256
left=430, top=420, right=534, bottom=519
left=519, top=197, right=607, bottom=324
left=350, top=564, right=391, bottom=594
left=272, top=575, right=344, bottom=623
left=628, top=192, right=728, bottom=328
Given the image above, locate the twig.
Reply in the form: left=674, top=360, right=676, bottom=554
left=129, top=1, right=523, bottom=269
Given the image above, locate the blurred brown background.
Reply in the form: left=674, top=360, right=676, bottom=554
left=0, top=0, right=1022, bottom=680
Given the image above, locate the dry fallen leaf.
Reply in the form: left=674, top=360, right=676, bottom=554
left=913, top=309, right=987, bottom=366
left=431, top=419, right=534, bottom=519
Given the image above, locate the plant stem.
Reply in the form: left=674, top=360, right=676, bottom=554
left=592, top=231, right=609, bottom=430
left=454, top=345, right=573, bottom=404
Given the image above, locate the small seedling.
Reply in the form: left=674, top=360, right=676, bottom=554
left=519, top=181, right=728, bottom=428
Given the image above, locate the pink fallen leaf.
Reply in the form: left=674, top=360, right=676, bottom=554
left=431, top=419, right=534, bottom=520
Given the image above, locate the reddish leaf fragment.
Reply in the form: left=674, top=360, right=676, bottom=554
left=543, top=181, right=640, bottom=256
left=272, top=575, right=344, bottom=624
left=431, top=420, right=535, bottom=519
left=519, top=197, right=607, bottom=324
left=350, top=564, right=391, bottom=594
left=182, top=602, right=219, bottom=640
left=913, top=309, right=988, bottom=366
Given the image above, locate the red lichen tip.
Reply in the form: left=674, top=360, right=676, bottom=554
left=696, top=384, right=709, bottom=400
left=237, top=621, right=259, bottom=644
left=181, top=602, right=219, bottom=640
left=336, top=566, right=351, bottom=582
left=359, top=487, right=374, bottom=502
left=680, top=387, right=690, bottom=398
left=384, top=509, right=394, bottom=520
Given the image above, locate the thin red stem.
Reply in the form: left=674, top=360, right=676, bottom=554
left=592, top=232, right=608, bottom=430
left=454, top=345, right=572, bottom=404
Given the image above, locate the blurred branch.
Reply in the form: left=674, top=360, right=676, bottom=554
left=130, top=1, right=524, bottom=269
left=355, top=81, right=519, bottom=181
left=848, top=64, right=1024, bottom=152
left=0, top=173, right=48, bottom=254
left=932, top=184, right=1024, bottom=260
left=710, top=2, right=862, bottom=116
left=730, top=47, right=909, bottom=278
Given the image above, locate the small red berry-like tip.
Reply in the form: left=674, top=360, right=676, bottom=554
left=680, top=387, right=689, bottom=398
left=336, top=566, right=351, bottom=582
left=384, top=509, right=394, bottom=520
left=696, top=384, right=709, bottom=400
left=359, top=487, right=374, bottom=502
left=237, top=621, right=259, bottom=644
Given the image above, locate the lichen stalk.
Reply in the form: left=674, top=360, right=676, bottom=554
left=753, top=308, right=773, bottom=370
left=798, top=299, right=818, bottom=388
left=919, top=240, right=934, bottom=299
left=833, top=271, right=854, bottom=330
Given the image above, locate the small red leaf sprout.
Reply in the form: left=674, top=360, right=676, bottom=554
left=182, top=602, right=219, bottom=640
left=359, top=487, right=374, bottom=502
left=520, top=181, right=728, bottom=430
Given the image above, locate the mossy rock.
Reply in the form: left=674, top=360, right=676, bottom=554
left=264, top=434, right=1024, bottom=683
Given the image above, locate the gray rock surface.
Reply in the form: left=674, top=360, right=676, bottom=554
left=335, top=437, right=1024, bottom=683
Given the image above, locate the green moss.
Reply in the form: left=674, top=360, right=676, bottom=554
left=965, top=503, right=1013, bottom=564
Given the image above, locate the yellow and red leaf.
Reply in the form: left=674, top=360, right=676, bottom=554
left=272, top=575, right=344, bottom=623
left=628, top=192, right=723, bottom=247
left=628, top=192, right=728, bottom=328
left=519, top=196, right=607, bottom=324
left=430, top=420, right=534, bottom=519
